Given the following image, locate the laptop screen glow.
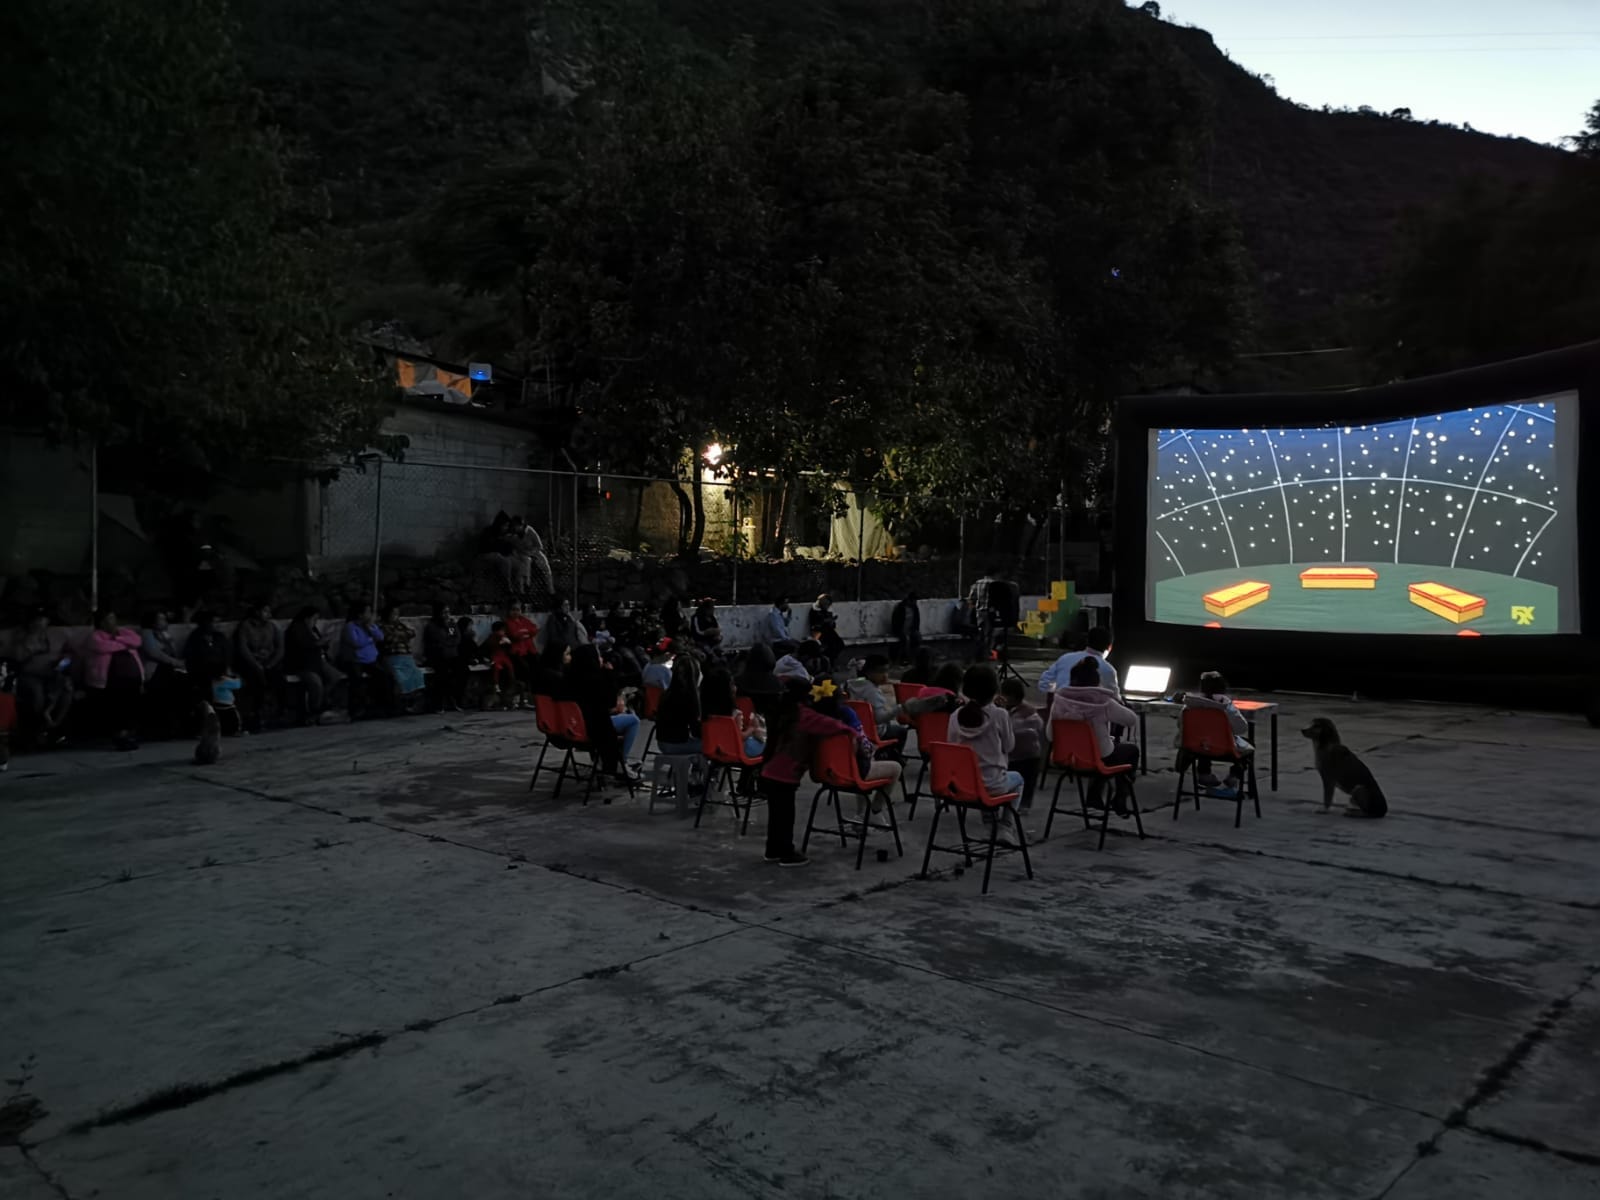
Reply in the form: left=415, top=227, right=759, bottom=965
left=1123, top=665, right=1171, bottom=696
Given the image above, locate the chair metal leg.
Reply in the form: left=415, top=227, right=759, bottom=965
left=1096, top=794, right=1112, bottom=850
left=1044, top=773, right=1068, bottom=840
left=830, top=788, right=849, bottom=847
left=885, top=792, right=903, bottom=858
left=953, top=807, right=975, bottom=866
left=552, top=747, right=573, bottom=801
left=918, top=802, right=943, bottom=879
left=909, top=759, right=928, bottom=821
left=693, top=764, right=716, bottom=828
left=801, top=787, right=824, bottom=853
left=1129, top=786, right=1146, bottom=840
left=1011, top=807, right=1034, bottom=881
left=854, top=792, right=872, bottom=870
left=529, top=741, right=549, bottom=792
left=1076, top=774, right=1092, bottom=830
left=980, top=813, right=1001, bottom=894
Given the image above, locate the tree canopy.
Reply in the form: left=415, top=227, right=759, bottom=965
left=0, top=0, right=391, bottom=493
left=419, top=0, right=1251, bottom=550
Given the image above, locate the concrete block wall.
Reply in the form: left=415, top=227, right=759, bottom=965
left=317, top=408, right=548, bottom=563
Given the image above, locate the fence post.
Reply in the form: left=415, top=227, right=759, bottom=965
left=957, top=509, right=966, bottom=601
left=571, top=470, right=579, bottom=609
left=370, top=455, right=384, bottom=604
left=730, top=485, right=739, bottom=606
left=855, top=490, right=866, bottom=604
left=89, top=443, right=99, bottom=611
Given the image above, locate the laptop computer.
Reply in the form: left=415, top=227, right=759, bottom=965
left=1121, top=664, right=1172, bottom=702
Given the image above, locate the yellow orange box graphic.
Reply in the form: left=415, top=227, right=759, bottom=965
left=1408, top=582, right=1485, bottom=624
left=1203, top=580, right=1271, bottom=618
left=1299, top=566, right=1378, bottom=590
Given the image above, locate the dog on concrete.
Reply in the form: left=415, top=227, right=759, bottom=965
left=193, top=702, right=221, bottom=766
left=1302, top=718, right=1387, bottom=818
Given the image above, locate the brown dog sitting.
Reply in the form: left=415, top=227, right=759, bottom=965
left=1302, top=718, right=1388, bottom=818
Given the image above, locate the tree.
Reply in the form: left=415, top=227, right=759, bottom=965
left=1571, top=98, right=1600, bottom=157
left=0, top=0, right=391, bottom=495
left=420, top=0, right=1250, bottom=555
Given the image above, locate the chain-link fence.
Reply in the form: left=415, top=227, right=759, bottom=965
left=12, top=452, right=1089, bottom=629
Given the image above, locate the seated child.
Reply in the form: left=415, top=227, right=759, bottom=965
left=1047, top=657, right=1140, bottom=814
left=997, top=677, right=1045, bottom=810
left=1180, top=670, right=1253, bottom=799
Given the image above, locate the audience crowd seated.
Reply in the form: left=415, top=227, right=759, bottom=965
left=0, top=593, right=1088, bottom=834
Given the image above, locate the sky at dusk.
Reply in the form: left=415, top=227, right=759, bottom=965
left=1159, top=0, right=1599, bottom=145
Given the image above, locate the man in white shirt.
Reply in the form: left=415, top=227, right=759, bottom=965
left=1038, top=627, right=1118, bottom=694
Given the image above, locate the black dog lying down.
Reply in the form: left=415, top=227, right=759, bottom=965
left=1302, top=718, right=1388, bottom=818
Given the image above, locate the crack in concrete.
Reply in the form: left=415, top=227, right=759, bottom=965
left=34, top=924, right=754, bottom=1146
left=1372, top=963, right=1600, bottom=1198
left=17, top=1144, right=75, bottom=1200
left=1459, top=1120, right=1600, bottom=1169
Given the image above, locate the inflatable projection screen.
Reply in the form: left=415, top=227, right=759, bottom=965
left=1112, top=343, right=1600, bottom=701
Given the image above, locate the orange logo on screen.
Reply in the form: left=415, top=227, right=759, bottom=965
left=1511, top=606, right=1535, bottom=627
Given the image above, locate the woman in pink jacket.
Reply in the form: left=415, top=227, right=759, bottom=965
left=83, top=610, right=144, bottom=751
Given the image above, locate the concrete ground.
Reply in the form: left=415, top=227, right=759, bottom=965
left=2, top=668, right=1598, bottom=1199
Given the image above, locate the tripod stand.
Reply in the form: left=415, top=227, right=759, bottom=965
left=987, top=617, right=1028, bottom=688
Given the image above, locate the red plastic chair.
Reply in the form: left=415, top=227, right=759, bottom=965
left=802, top=733, right=902, bottom=870
left=1046, top=719, right=1145, bottom=850
left=529, top=693, right=586, bottom=802
left=735, top=695, right=755, bottom=722
left=1174, top=706, right=1260, bottom=828
left=695, top=714, right=764, bottom=833
left=892, top=681, right=924, bottom=706
left=918, top=742, right=1032, bottom=894
left=846, top=698, right=910, bottom=810
left=905, top=688, right=954, bottom=819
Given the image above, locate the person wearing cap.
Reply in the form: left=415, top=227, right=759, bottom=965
left=641, top=639, right=674, bottom=691
left=846, top=653, right=909, bottom=753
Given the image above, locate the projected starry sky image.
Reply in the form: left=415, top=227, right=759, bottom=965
left=1147, top=395, right=1580, bottom=635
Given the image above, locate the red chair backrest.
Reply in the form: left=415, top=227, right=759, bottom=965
left=735, top=695, right=754, bottom=721
left=534, top=693, right=566, bottom=738
left=812, top=733, right=866, bottom=789
left=1049, top=718, right=1104, bottom=771
left=893, top=681, right=922, bottom=705
left=559, top=700, right=590, bottom=744
left=1180, top=705, right=1236, bottom=757
left=909, top=691, right=952, bottom=755
left=701, top=714, right=753, bottom=765
left=845, top=699, right=880, bottom=734
left=927, top=741, right=986, bottom=804
left=641, top=684, right=663, bottom=720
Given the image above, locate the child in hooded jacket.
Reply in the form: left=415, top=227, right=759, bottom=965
left=945, top=665, right=1024, bottom=838
left=1047, top=656, right=1140, bottom=814
left=1179, top=670, right=1252, bottom=799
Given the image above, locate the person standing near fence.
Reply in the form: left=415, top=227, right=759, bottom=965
left=809, top=594, right=844, bottom=667
left=508, top=515, right=554, bottom=602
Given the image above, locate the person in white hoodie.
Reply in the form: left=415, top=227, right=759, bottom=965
left=1047, top=656, right=1140, bottom=815
left=946, top=665, right=1023, bottom=837
left=1179, top=671, right=1252, bottom=799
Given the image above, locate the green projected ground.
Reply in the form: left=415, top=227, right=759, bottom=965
left=1153, top=563, right=1559, bottom=635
